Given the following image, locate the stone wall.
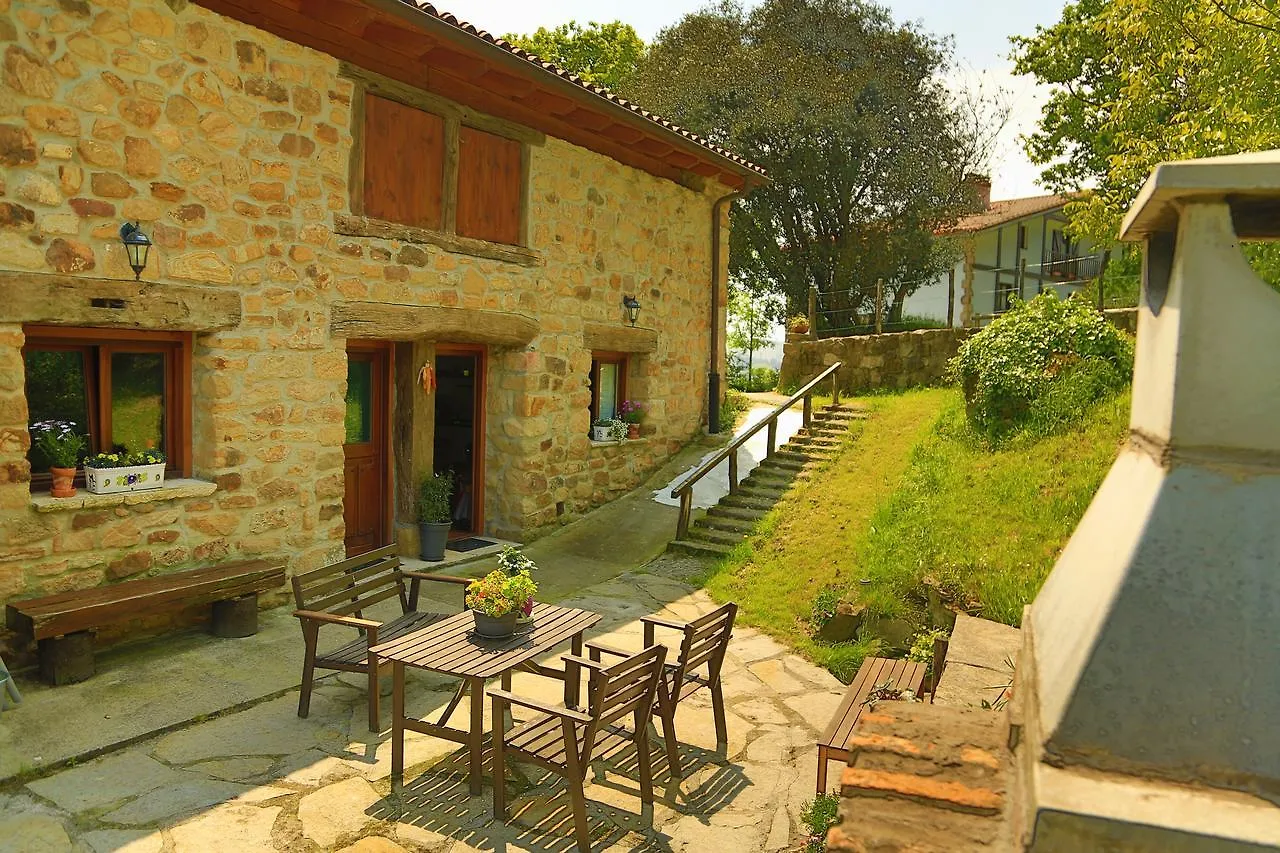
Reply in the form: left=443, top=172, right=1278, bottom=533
left=1103, top=307, right=1138, bottom=334
left=779, top=329, right=973, bottom=395
left=0, top=0, right=725, bottom=658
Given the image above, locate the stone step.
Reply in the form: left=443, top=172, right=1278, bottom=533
left=721, top=493, right=777, bottom=510
left=735, top=484, right=787, bottom=500
left=802, top=425, right=851, bottom=437
left=757, top=459, right=805, bottom=475
left=697, top=514, right=756, bottom=534
left=689, top=525, right=750, bottom=546
left=790, top=434, right=843, bottom=447
left=743, top=469, right=794, bottom=486
left=707, top=505, right=769, bottom=522
left=771, top=450, right=812, bottom=464
left=667, top=539, right=733, bottom=558
left=780, top=445, right=835, bottom=460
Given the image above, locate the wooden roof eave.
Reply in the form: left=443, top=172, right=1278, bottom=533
left=361, top=0, right=766, bottom=190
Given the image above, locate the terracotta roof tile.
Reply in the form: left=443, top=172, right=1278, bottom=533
left=397, top=2, right=767, bottom=180
left=937, top=194, right=1075, bottom=235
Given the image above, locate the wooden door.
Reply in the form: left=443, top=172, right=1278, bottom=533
left=343, top=344, right=389, bottom=557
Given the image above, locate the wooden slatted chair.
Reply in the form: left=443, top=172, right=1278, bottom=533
left=292, top=544, right=471, bottom=732
left=587, top=602, right=737, bottom=776
left=491, top=644, right=668, bottom=852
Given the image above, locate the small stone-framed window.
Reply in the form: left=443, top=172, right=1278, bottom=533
left=22, top=326, right=192, bottom=490
left=588, top=351, right=628, bottom=426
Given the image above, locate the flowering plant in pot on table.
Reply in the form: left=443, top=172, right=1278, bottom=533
left=497, top=546, right=538, bottom=623
left=465, top=568, right=537, bottom=638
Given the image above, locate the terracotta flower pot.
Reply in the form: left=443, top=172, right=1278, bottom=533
left=49, top=466, right=77, bottom=498
left=627, top=423, right=640, bottom=439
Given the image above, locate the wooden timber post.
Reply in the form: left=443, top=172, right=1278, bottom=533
left=875, top=278, right=884, bottom=334
left=727, top=452, right=739, bottom=494
left=1020, top=258, right=1029, bottom=299
left=676, top=491, right=692, bottom=540
left=1097, top=249, right=1111, bottom=311
left=947, top=268, right=956, bottom=327
left=766, top=419, right=777, bottom=458
left=808, top=286, right=818, bottom=339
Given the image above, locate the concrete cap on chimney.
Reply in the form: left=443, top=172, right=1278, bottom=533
left=1119, top=148, right=1280, bottom=240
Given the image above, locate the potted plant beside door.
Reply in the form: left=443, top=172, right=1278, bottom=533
left=417, top=470, right=454, bottom=562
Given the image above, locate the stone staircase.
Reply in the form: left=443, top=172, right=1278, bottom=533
left=669, top=403, right=866, bottom=557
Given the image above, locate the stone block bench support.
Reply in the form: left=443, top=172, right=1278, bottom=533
left=5, top=559, right=285, bottom=685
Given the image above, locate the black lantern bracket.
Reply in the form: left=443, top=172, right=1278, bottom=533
left=622, top=295, right=641, bottom=326
left=119, top=221, right=152, bottom=281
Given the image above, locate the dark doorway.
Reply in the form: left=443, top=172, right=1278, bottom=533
left=344, top=342, right=390, bottom=556
left=433, top=346, right=485, bottom=535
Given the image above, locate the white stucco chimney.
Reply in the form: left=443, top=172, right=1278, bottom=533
left=1012, top=151, right=1280, bottom=850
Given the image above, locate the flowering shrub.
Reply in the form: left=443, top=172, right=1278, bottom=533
left=84, top=449, right=166, bottom=469
left=948, top=293, right=1132, bottom=439
left=31, top=421, right=87, bottom=468
left=465, top=569, right=537, bottom=618
left=497, top=546, right=536, bottom=577
left=619, top=400, right=645, bottom=424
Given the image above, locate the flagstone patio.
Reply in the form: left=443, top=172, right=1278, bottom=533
left=0, top=559, right=845, bottom=852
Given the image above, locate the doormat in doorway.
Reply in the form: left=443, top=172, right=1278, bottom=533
left=448, top=537, right=498, bottom=553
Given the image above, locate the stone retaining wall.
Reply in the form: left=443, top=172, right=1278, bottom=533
left=779, top=328, right=973, bottom=394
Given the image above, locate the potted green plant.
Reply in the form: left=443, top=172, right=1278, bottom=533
left=497, top=546, right=537, bottom=625
left=591, top=417, right=615, bottom=442
left=465, top=568, right=537, bottom=638
left=619, top=400, right=645, bottom=439
left=417, top=470, right=454, bottom=562
left=84, top=449, right=166, bottom=495
left=608, top=418, right=627, bottom=441
left=32, top=421, right=87, bottom=498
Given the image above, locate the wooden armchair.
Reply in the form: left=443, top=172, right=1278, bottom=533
left=491, top=644, right=668, bottom=852
left=587, top=602, right=737, bottom=776
left=292, top=544, right=471, bottom=732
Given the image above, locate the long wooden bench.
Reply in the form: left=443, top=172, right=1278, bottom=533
left=5, top=559, right=285, bottom=685
left=816, top=656, right=927, bottom=793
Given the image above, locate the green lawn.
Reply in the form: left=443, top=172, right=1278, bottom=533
left=701, top=386, right=1129, bottom=680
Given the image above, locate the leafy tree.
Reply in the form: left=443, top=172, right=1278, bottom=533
left=503, top=21, right=646, bottom=91
left=1013, top=0, right=1280, bottom=248
left=621, top=0, right=1003, bottom=332
left=727, top=285, right=781, bottom=379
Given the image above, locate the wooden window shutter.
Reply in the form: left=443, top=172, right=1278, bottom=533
left=362, top=94, right=445, bottom=230
left=456, top=126, right=522, bottom=246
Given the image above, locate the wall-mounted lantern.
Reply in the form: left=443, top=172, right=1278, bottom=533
left=622, top=295, right=641, bottom=327
left=119, top=221, right=152, bottom=281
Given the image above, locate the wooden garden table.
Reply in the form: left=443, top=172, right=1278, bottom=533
left=370, top=601, right=601, bottom=793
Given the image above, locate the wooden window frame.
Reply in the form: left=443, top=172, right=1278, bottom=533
left=588, top=351, right=628, bottom=427
left=347, top=65, right=535, bottom=251
left=22, top=325, right=193, bottom=490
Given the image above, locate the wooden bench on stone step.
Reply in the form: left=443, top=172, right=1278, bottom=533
left=5, top=559, right=285, bottom=685
left=815, top=655, right=927, bottom=793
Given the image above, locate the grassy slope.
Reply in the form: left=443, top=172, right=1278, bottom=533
left=702, top=386, right=1129, bottom=680
left=702, top=389, right=953, bottom=678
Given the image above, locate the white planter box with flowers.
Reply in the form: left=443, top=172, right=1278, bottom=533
left=84, top=450, right=167, bottom=495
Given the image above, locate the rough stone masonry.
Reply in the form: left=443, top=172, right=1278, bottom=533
left=0, top=0, right=734, bottom=660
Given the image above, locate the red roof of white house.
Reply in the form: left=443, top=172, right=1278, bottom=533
left=936, top=194, right=1074, bottom=235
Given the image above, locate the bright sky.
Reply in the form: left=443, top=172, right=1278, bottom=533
left=438, top=0, right=1064, bottom=201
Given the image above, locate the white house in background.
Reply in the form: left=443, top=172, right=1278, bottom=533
left=903, top=178, right=1110, bottom=327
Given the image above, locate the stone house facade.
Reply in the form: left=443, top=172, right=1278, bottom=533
left=0, top=0, right=763, bottom=657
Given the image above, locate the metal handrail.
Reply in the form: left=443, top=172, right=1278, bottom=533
left=671, top=362, right=843, bottom=540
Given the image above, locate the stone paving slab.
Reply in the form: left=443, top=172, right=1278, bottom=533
left=6, top=558, right=844, bottom=851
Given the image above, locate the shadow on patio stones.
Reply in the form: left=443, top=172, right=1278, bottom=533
left=367, top=731, right=747, bottom=851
